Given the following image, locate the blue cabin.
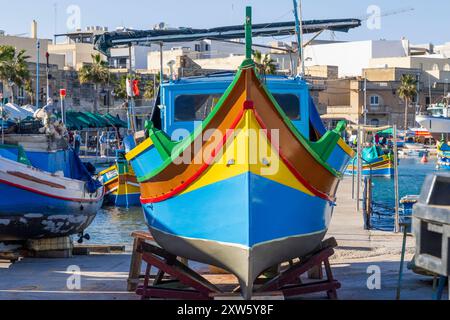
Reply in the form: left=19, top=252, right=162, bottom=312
left=151, top=73, right=326, bottom=141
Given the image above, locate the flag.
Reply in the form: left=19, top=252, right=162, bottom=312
left=133, top=80, right=140, bottom=97
left=126, top=78, right=133, bottom=97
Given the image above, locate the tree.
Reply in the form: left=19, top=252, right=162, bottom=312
left=112, top=74, right=129, bottom=100
left=143, top=76, right=161, bottom=100
left=253, top=50, right=277, bottom=75
left=397, top=74, right=418, bottom=130
left=24, top=79, right=34, bottom=105
left=79, top=53, right=110, bottom=112
left=0, top=45, right=31, bottom=104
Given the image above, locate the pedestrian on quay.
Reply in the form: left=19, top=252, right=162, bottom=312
left=74, top=131, right=82, bottom=155
left=99, top=131, right=108, bottom=158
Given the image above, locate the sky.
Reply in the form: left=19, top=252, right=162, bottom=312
left=1, top=0, right=449, bottom=45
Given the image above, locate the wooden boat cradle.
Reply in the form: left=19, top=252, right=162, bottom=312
left=128, top=232, right=340, bottom=300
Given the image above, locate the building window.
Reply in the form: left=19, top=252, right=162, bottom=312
left=194, top=44, right=201, bottom=52
left=370, top=95, right=380, bottom=106
left=371, top=119, right=380, bottom=126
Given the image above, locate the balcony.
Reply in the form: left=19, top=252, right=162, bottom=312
left=367, top=105, right=390, bottom=114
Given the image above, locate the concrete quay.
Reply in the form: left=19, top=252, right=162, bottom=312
left=0, top=179, right=446, bottom=300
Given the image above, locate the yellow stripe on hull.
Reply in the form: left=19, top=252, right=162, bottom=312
left=126, top=138, right=154, bottom=161
left=99, top=165, right=116, bottom=177
left=181, top=110, right=314, bottom=197
left=338, top=138, right=355, bottom=158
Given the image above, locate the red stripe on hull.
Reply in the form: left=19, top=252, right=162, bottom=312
left=0, top=178, right=104, bottom=203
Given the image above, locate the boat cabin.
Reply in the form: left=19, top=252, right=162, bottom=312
left=151, top=73, right=325, bottom=142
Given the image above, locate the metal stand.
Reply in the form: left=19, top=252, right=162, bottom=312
left=129, top=232, right=340, bottom=300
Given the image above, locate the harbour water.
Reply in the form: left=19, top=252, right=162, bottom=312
left=85, top=206, right=146, bottom=248
left=85, top=158, right=438, bottom=246
left=371, top=157, right=437, bottom=231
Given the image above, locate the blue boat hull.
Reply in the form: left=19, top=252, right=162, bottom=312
left=0, top=182, right=100, bottom=241
left=104, top=193, right=141, bottom=207
left=142, top=172, right=333, bottom=297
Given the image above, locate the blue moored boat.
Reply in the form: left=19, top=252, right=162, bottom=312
left=0, top=135, right=104, bottom=241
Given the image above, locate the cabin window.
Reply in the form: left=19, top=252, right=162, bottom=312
left=272, top=94, right=301, bottom=120
left=174, top=94, right=223, bottom=121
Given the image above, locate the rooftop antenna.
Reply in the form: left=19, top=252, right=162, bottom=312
left=293, top=0, right=305, bottom=77
left=54, top=3, right=58, bottom=43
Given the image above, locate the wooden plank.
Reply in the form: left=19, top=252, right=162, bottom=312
left=73, top=244, right=126, bottom=255
left=213, top=291, right=285, bottom=301
left=128, top=237, right=145, bottom=292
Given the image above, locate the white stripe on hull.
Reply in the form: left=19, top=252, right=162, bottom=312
left=150, top=226, right=327, bottom=300
left=0, top=156, right=104, bottom=203
left=416, top=115, right=450, bottom=134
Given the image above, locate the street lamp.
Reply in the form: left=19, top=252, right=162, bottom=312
left=445, top=79, right=449, bottom=97
left=36, top=40, right=41, bottom=110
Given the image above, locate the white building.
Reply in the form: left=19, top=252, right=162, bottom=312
left=304, top=40, right=410, bottom=77
left=109, top=46, right=153, bottom=70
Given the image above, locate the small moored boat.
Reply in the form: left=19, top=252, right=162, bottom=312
left=99, top=150, right=141, bottom=207
left=437, top=140, right=450, bottom=170
left=0, top=142, right=104, bottom=241
left=346, top=145, right=395, bottom=177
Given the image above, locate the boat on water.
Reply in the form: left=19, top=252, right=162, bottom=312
left=125, top=9, right=354, bottom=299
left=437, top=140, right=450, bottom=170
left=346, top=145, right=395, bottom=177
left=416, top=96, right=450, bottom=138
left=99, top=150, right=141, bottom=207
left=0, top=135, right=104, bottom=241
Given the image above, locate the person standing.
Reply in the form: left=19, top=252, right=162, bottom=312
left=99, top=131, right=108, bottom=158
left=74, top=131, right=82, bottom=156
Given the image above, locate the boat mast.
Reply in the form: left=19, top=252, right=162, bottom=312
left=293, top=0, right=305, bottom=77
left=245, top=6, right=253, bottom=61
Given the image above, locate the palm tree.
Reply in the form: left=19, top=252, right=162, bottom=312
left=79, top=53, right=110, bottom=112
left=112, top=74, right=129, bottom=100
left=0, top=45, right=31, bottom=104
left=253, top=50, right=277, bottom=75
left=24, top=79, right=34, bottom=105
left=397, top=74, right=418, bottom=130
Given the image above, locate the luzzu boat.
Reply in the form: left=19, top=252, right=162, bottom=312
left=125, top=10, right=354, bottom=299
left=99, top=150, right=141, bottom=207
left=346, top=145, right=395, bottom=177
left=0, top=138, right=104, bottom=241
left=437, top=141, right=450, bottom=170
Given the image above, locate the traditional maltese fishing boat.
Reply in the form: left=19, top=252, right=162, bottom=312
left=126, top=8, right=354, bottom=299
left=437, top=140, right=450, bottom=170
left=345, top=145, right=395, bottom=177
left=99, top=150, right=141, bottom=207
left=0, top=137, right=104, bottom=241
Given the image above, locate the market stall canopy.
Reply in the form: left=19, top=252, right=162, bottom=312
left=0, top=103, right=34, bottom=121
left=94, top=18, right=362, bottom=55
left=63, top=111, right=128, bottom=130
left=378, top=128, right=394, bottom=135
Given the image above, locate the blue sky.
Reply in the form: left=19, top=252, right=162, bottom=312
left=1, top=0, right=449, bottom=45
